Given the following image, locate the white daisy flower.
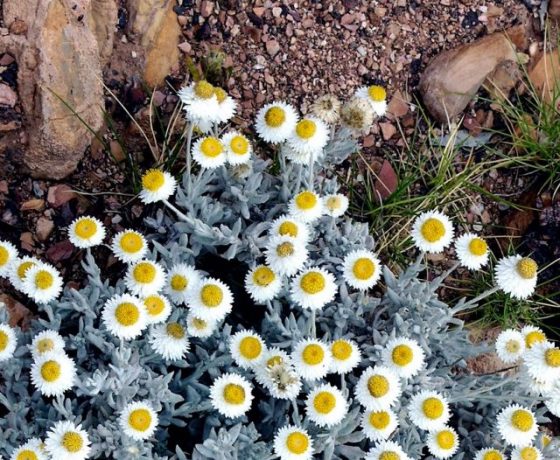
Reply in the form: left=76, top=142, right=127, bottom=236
left=496, top=404, right=538, bottom=447
left=244, top=265, right=282, bottom=304
left=381, top=337, right=425, bottom=379
left=355, top=85, right=388, bottom=117
left=426, top=427, right=459, bottom=459
left=30, top=352, right=76, bottom=397
left=0, top=240, right=18, bottom=277
left=312, top=94, right=341, bottom=125
left=125, top=260, right=166, bottom=297
left=410, top=210, right=454, bottom=253
left=22, top=262, right=63, bottom=304
left=329, top=339, right=361, bottom=374
left=454, top=233, right=490, bottom=270
left=288, top=190, right=324, bottom=223
left=273, top=425, right=314, bottom=460
left=361, top=408, right=399, bottom=442
left=364, top=440, right=411, bottom=460
left=262, top=362, right=302, bottom=400
left=255, top=347, right=292, bottom=387
left=8, top=256, right=40, bottom=292
left=142, top=294, right=172, bottom=324
left=521, top=325, right=547, bottom=349
left=209, top=373, right=253, bottom=418
left=178, top=80, right=221, bottom=127
left=166, top=263, right=200, bottom=304
left=45, top=420, right=91, bottom=460
left=511, top=446, right=543, bottom=460
left=30, top=330, right=65, bottom=360
left=265, top=235, right=309, bottom=277
left=268, top=215, right=311, bottom=242
left=255, top=101, right=299, bottom=144
left=342, top=250, right=382, bottom=291
left=186, top=313, right=217, bottom=338
left=0, top=323, right=17, bottom=362
left=524, top=341, right=560, bottom=384
left=102, top=294, right=147, bottom=340
left=474, top=448, right=506, bottom=460
left=68, top=216, right=105, bottom=249
left=110, top=230, right=148, bottom=263
left=221, top=131, right=252, bottom=165
left=355, top=366, right=401, bottom=411
left=287, top=117, right=329, bottom=157
left=292, top=339, right=332, bottom=381
left=187, top=278, right=234, bottom=322
left=290, top=267, right=337, bottom=311
left=323, top=194, right=349, bottom=218
left=495, top=255, right=538, bottom=300
left=495, top=329, right=526, bottom=364
left=10, top=439, right=48, bottom=460
left=213, top=87, right=237, bottom=124
left=408, top=390, right=451, bottom=432
left=119, top=401, right=159, bottom=441
left=192, top=136, right=227, bottom=169
left=545, top=381, right=560, bottom=417
left=229, top=330, right=266, bottom=369
left=305, top=383, right=348, bottom=428
left=139, top=169, right=177, bottom=204
left=149, top=321, right=189, bottom=361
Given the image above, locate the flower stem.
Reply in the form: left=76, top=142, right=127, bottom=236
left=163, top=200, right=190, bottom=223
left=186, top=123, right=194, bottom=194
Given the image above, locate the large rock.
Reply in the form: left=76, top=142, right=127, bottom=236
left=1, top=0, right=114, bottom=179
left=89, top=0, right=119, bottom=64
left=128, top=0, right=181, bottom=87
left=528, top=50, right=560, bottom=103
left=419, top=26, right=529, bottom=123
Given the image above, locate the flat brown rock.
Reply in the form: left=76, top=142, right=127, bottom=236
left=529, top=50, right=560, bottom=103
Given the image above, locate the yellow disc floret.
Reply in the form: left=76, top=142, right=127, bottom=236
left=331, top=340, right=352, bottom=360
left=194, top=80, right=215, bottom=99
left=379, top=452, right=400, bottom=460
left=142, top=170, right=165, bottom=192
left=264, top=106, right=286, bottom=127
left=276, top=242, right=295, bottom=257
left=286, top=432, right=309, bottom=454
left=144, top=295, right=165, bottom=316
left=517, top=258, right=537, bottom=279
left=420, top=218, right=445, bottom=243
left=505, top=340, right=521, bottom=354
left=214, top=87, right=227, bottom=103
left=200, top=284, right=223, bottom=307
left=200, top=137, right=223, bottom=158
left=368, top=85, right=386, bottom=102
left=511, top=409, right=533, bottom=432
left=278, top=221, right=298, bottom=237
left=34, top=270, right=54, bottom=290
left=369, top=410, right=390, bottom=429
left=302, top=344, right=324, bottom=365
left=0, top=331, right=9, bottom=352
left=468, top=238, right=488, bottom=256
left=252, top=266, right=276, bottom=287
left=41, top=360, right=61, bottom=382
left=545, top=348, right=560, bottom=367
left=239, top=336, right=262, bottom=360
left=300, top=271, right=326, bottom=295
left=0, top=246, right=9, bottom=266
left=192, top=317, right=207, bottom=330
left=436, top=430, right=455, bottom=449
left=313, top=391, right=335, bottom=414
left=295, top=191, right=318, bottom=210
left=422, top=397, right=444, bottom=419
left=129, top=408, right=152, bottom=432
left=17, top=261, right=36, bottom=280
left=392, top=344, right=413, bottom=366
left=482, top=450, right=503, bottom=460
left=133, top=262, right=156, bottom=284
left=223, top=383, right=245, bottom=405
left=37, top=338, right=55, bottom=354
left=120, top=232, right=143, bottom=253
left=295, top=119, right=317, bottom=139
left=171, top=274, right=188, bottom=291
left=525, top=330, right=546, bottom=348
left=267, top=355, right=284, bottom=367
left=520, top=447, right=538, bottom=460
left=367, top=375, right=389, bottom=398
left=352, top=258, right=375, bottom=280
left=230, top=135, right=249, bottom=155
left=16, top=450, right=39, bottom=460
left=115, top=302, right=140, bottom=326
left=166, top=322, right=185, bottom=339
left=74, top=218, right=97, bottom=239
left=62, top=432, right=83, bottom=453
left=326, top=196, right=342, bottom=211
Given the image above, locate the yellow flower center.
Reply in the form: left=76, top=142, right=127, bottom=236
left=420, top=218, right=445, bottom=243
left=170, top=274, right=188, bottom=291
left=516, top=258, right=537, bottom=279
left=144, top=295, right=165, bottom=316
left=194, top=80, right=215, bottom=99
left=436, top=430, right=455, bottom=449
left=286, top=432, right=309, bottom=455
left=133, top=262, right=156, bottom=284
left=352, top=258, right=375, bottom=280
left=267, top=355, right=283, bottom=367
left=392, top=344, right=413, bottom=367
left=367, top=375, right=389, bottom=398
left=368, top=85, right=386, bottom=102
left=223, top=383, right=245, bottom=405
left=468, top=238, right=487, bottom=256
left=295, top=191, right=318, bottom=210
left=17, top=261, right=36, bottom=280
left=166, top=322, right=185, bottom=339
left=525, top=330, right=546, bottom=348
left=543, top=434, right=552, bottom=447
left=326, top=196, right=342, bottom=211
left=75, top=218, right=98, bottom=239
left=520, top=447, right=538, bottom=460
left=129, top=408, right=152, bottom=432
left=276, top=242, right=295, bottom=257
left=34, top=270, right=54, bottom=290
left=379, top=452, right=400, bottom=460
left=331, top=340, right=352, bottom=361
left=295, top=119, right=317, bottom=139
left=191, top=317, right=207, bottom=330
left=40, top=360, right=61, bottom=382
left=120, top=232, right=144, bottom=253
left=62, top=432, right=83, bottom=453
left=142, top=170, right=165, bottom=192
left=230, top=135, right=249, bottom=155
left=214, top=87, right=227, bottom=103
left=264, top=106, right=286, bottom=128
left=200, top=284, right=223, bottom=307
left=239, top=336, right=262, bottom=360
left=200, top=137, right=223, bottom=158
left=302, top=344, right=324, bottom=365
left=505, top=340, right=521, bottom=354
left=252, top=266, right=276, bottom=287
left=545, top=348, right=560, bottom=367
left=0, top=246, right=9, bottom=266
left=422, top=397, right=444, bottom=419
left=16, top=450, right=38, bottom=460
left=313, top=391, right=336, bottom=414
left=115, top=302, right=140, bottom=326
left=37, top=338, right=55, bottom=354
left=482, top=450, right=503, bottom=460
left=511, top=409, right=533, bottom=432
left=0, top=331, right=9, bottom=352
left=300, top=272, right=326, bottom=295
left=369, top=410, right=390, bottom=429
left=278, top=221, right=298, bottom=237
